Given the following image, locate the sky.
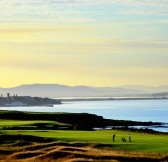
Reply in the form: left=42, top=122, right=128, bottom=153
left=0, top=0, right=168, bottom=87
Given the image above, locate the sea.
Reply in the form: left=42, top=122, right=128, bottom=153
left=0, top=99, right=168, bottom=132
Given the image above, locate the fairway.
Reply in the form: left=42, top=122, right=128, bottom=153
left=0, top=119, right=69, bottom=129
left=2, top=129, right=168, bottom=153
left=0, top=115, right=168, bottom=161
left=0, top=120, right=57, bottom=126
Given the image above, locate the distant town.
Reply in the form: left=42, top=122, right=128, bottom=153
left=0, top=93, right=61, bottom=107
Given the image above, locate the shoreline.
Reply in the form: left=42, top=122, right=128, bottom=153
left=60, top=97, right=168, bottom=102
left=1, top=110, right=167, bottom=133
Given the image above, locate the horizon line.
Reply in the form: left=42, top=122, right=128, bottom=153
left=0, top=83, right=168, bottom=89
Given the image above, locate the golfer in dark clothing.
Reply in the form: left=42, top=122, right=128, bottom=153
left=112, top=134, right=115, bottom=142
left=128, top=133, right=131, bottom=142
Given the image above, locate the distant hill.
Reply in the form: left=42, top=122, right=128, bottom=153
left=118, top=85, right=168, bottom=93
left=152, top=92, right=168, bottom=97
left=0, top=84, right=168, bottom=98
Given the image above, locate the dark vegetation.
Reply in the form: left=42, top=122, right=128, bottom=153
left=0, top=110, right=162, bottom=131
left=0, top=134, right=53, bottom=144
left=112, top=126, right=168, bottom=135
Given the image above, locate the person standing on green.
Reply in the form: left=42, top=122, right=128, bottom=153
left=128, top=133, right=131, bottom=142
left=112, top=134, right=115, bottom=142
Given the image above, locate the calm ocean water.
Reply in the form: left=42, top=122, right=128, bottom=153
left=1, top=99, right=168, bottom=123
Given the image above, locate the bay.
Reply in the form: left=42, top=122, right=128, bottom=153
left=0, top=99, right=168, bottom=123
left=1, top=99, right=168, bottom=132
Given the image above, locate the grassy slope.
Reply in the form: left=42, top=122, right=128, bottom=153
left=0, top=116, right=167, bottom=154
left=0, top=120, right=57, bottom=126
left=0, top=119, right=69, bottom=130
left=0, top=119, right=168, bottom=153
left=1, top=129, right=168, bottom=153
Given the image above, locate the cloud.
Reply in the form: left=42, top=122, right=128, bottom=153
left=107, top=0, right=168, bottom=16
left=0, top=25, right=90, bottom=33
left=0, top=0, right=93, bottom=23
left=118, top=20, right=168, bottom=25
left=0, top=0, right=167, bottom=23
left=1, top=38, right=167, bottom=52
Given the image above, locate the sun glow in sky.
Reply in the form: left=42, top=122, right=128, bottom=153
left=0, top=0, right=168, bottom=87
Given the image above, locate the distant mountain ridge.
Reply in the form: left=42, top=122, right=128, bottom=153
left=0, top=84, right=168, bottom=98
left=153, top=92, right=168, bottom=97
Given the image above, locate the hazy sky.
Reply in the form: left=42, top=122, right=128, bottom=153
left=0, top=0, right=168, bottom=87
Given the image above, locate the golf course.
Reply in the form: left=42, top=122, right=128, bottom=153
left=0, top=112, right=168, bottom=161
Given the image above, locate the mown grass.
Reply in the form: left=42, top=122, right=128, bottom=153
left=0, top=120, right=55, bottom=126
left=1, top=129, right=168, bottom=153
left=0, top=118, right=168, bottom=154
left=0, top=119, right=168, bottom=161
left=0, top=119, right=69, bottom=130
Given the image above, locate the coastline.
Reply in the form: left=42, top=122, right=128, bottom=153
left=60, top=97, right=168, bottom=102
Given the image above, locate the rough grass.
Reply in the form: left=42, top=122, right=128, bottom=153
left=0, top=134, right=167, bottom=162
